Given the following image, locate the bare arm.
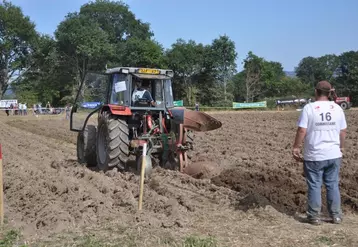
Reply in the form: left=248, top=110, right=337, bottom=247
left=340, top=128, right=346, bottom=149
left=292, top=127, right=307, bottom=162
left=293, top=127, right=307, bottom=148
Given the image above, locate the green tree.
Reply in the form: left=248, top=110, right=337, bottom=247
left=272, top=76, right=311, bottom=98
left=55, top=13, right=113, bottom=88
left=334, top=51, right=358, bottom=104
left=51, top=0, right=157, bottom=103
left=165, top=39, right=206, bottom=105
left=317, top=54, right=340, bottom=81
left=261, top=61, right=285, bottom=97
left=242, top=51, right=265, bottom=102
left=295, top=55, right=339, bottom=88
left=231, top=53, right=300, bottom=102
left=115, top=37, right=165, bottom=68
left=79, top=0, right=152, bottom=43
left=12, top=35, right=69, bottom=106
left=0, top=0, right=38, bottom=98
left=210, top=35, right=237, bottom=101
left=262, top=61, right=285, bottom=82
left=295, top=56, right=319, bottom=86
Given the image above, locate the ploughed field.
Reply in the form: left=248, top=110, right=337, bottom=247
left=1, top=110, right=358, bottom=246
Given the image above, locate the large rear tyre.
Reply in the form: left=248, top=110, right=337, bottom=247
left=340, top=102, right=348, bottom=110
left=96, top=112, right=130, bottom=171
left=77, top=125, right=97, bottom=166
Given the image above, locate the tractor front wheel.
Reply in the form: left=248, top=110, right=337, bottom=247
left=77, top=124, right=97, bottom=166
left=340, top=102, right=348, bottom=110
left=96, top=112, right=130, bottom=171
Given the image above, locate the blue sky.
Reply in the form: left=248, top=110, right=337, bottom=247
left=9, top=0, right=358, bottom=71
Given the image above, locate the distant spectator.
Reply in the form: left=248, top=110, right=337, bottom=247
left=5, top=106, right=9, bottom=116
left=37, top=104, right=42, bottom=114
left=10, top=103, right=14, bottom=115
left=23, top=103, right=27, bottom=115
left=19, top=103, right=23, bottom=116
left=32, top=104, right=37, bottom=115
left=195, top=103, right=199, bottom=111
left=14, top=103, right=18, bottom=115
left=65, top=103, right=71, bottom=120
left=4, top=102, right=9, bottom=116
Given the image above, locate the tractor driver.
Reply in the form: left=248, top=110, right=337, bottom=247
left=132, top=78, right=156, bottom=106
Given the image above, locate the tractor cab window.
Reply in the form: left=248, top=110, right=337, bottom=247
left=164, top=79, right=174, bottom=108
left=131, top=78, right=164, bottom=108
left=153, top=79, right=164, bottom=108
left=110, top=73, right=130, bottom=106
left=70, top=72, right=108, bottom=131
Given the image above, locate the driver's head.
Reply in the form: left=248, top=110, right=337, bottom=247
left=134, top=78, right=150, bottom=90
left=141, top=80, right=150, bottom=88
left=134, top=78, right=142, bottom=88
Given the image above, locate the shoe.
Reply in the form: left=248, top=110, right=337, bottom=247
left=332, top=217, right=342, bottom=224
left=307, top=217, right=321, bottom=225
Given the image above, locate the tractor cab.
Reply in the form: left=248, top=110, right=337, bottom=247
left=70, top=67, right=175, bottom=132
left=108, top=67, right=175, bottom=110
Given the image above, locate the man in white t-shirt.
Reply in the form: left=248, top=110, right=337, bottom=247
left=292, top=80, right=347, bottom=225
left=132, top=79, right=155, bottom=107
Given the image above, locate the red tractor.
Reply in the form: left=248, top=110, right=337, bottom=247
left=330, top=90, right=352, bottom=110
left=70, top=67, right=222, bottom=177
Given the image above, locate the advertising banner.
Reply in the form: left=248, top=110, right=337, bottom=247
left=173, top=100, right=184, bottom=107
left=0, top=99, right=17, bottom=108
left=232, top=101, right=267, bottom=109
left=81, top=102, right=101, bottom=109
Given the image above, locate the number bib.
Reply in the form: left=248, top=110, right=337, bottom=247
left=313, top=108, right=337, bottom=131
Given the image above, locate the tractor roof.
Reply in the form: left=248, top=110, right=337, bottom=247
left=105, top=67, right=174, bottom=79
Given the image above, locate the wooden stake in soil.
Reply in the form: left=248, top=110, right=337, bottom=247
left=138, top=143, right=147, bottom=211
left=0, top=144, right=4, bottom=225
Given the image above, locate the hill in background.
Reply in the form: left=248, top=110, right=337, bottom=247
left=284, top=71, right=296, bottom=78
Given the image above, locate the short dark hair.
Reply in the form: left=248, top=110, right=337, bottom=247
left=141, top=80, right=150, bottom=87
left=316, top=89, right=330, bottom=97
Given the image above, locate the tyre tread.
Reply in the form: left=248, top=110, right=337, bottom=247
left=97, top=111, right=130, bottom=170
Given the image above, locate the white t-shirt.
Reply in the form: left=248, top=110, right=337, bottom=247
left=297, top=101, right=347, bottom=161
left=132, top=88, right=153, bottom=103
left=132, top=89, right=146, bottom=102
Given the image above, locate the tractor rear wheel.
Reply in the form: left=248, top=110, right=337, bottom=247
left=77, top=125, right=97, bottom=166
left=96, top=111, right=129, bottom=171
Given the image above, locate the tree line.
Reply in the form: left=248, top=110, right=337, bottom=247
left=1, top=0, right=358, bottom=107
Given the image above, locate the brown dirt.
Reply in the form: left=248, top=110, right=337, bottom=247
left=206, top=111, right=358, bottom=216
left=1, top=110, right=358, bottom=246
